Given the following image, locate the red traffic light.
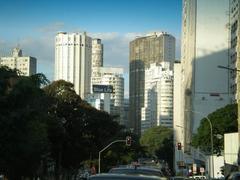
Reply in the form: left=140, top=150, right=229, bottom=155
left=126, top=136, right=132, bottom=146
left=177, top=142, right=182, bottom=150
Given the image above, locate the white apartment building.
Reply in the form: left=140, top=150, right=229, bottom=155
left=141, top=62, right=173, bottom=134
left=91, top=67, right=124, bottom=125
left=0, top=48, right=36, bottom=76
left=55, top=32, right=92, bottom=99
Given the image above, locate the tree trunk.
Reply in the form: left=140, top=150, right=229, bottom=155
left=55, top=151, right=62, bottom=180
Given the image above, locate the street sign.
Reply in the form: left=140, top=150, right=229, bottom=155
left=200, top=167, right=205, bottom=174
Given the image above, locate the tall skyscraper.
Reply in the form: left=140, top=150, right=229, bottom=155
left=129, top=32, right=175, bottom=135
left=91, top=38, right=104, bottom=92
left=229, top=0, right=240, bottom=152
left=55, top=32, right=92, bottom=99
left=0, top=47, right=36, bottom=76
left=92, top=39, right=103, bottom=68
left=181, top=0, right=231, bottom=151
left=141, top=62, right=173, bottom=134
left=173, top=0, right=231, bottom=174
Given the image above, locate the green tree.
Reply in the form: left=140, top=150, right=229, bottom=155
left=44, top=80, right=124, bottom=178
left=192, top=103, right=238, bottom=154
left=140, top=126, right=173, bottom=170
left=0, top=66, right=18, bottom=95
left=44, top=80, right=86, bottom=179
left=0, top=67, right=50, bottom=180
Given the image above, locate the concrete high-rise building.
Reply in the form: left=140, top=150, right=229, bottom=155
left=0, top=48, right=36, bottom=76
left=229, top=0, right=240, bottom=139
left=55, top=32, right=92, bottom=99
left=91, top=67, right=124, bottom=125
left=129, top=32, right=175, bottom=135
left=91, top=39, right=104, bottom=92
left=181, top=0, right=231, bottom=150
left=173, top=0, right=231, bottom=175
left=141, top=62, right=173, bottom=134
left=173, top=61, right=186, bottom=173
left=92, top=39, right=103, bottom=68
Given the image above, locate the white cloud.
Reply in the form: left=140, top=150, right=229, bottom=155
left=90, top=32, right=119, bottom=40
left=38, top=22, right=65, bottom=33
left=0, top=35, right=55, bottom=80
left=20, top=37, right=55, bottom=80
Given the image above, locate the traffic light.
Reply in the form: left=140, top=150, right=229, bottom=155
left=126, top=136, right=132, bottom=146
left=177, top=142, right=182, bottom=150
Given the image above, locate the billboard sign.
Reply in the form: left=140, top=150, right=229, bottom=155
left=92, top=85, right=113, bottom=93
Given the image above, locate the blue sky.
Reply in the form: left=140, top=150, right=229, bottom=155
left=0, top=0, right=182, bottom=97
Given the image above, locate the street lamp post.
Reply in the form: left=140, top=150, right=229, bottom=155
left=185, top=109, right=214, bottom=179
left=218, top=65, right=240, bottom=171
left=98, top=140, right=126, bottom=173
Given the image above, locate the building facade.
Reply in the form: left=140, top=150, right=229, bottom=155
left=181, top=0, right=231, bottom=149
left=129, top=32, right=175, bottom=135
left=173, top=0, right=232, bottom=174
left=0, top=48, right=36, bottom=76
left=91, top=67, right=124, bottom=125
left=55, top=32, right=92, bottom=99
left=123, top=99, right=129, bottom=129
left=229, top=0, right=240, bottom=140
left=92, top=38, right=103, bottom=68
left=91, top=38, right=104, bottom=92
left=141, top=62, right=173, bottom=134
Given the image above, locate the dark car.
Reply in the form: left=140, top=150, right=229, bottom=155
left=227, top=172, right=240, bottom=180
left=89, top=173, right=166, bottom=180
left=109, top=166, right=166, bottom=178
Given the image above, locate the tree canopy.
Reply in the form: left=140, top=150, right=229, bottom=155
left=0, top=67, right=125, bottom=179
left=0, top=67, right=50, bottom=179
left=192, top=103, right=238, bottom=154
left=140, top=126, right=173, bottom=171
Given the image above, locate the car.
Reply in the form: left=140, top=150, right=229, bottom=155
left=226, top=171, right=240, bottom=180
left=170, top=176, right=187, bottom=180
left=89, top=173, right=166, bottom=180
left=192, top=175, right=206, bottom=179
left=109, top=166, right=166, bottom=178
